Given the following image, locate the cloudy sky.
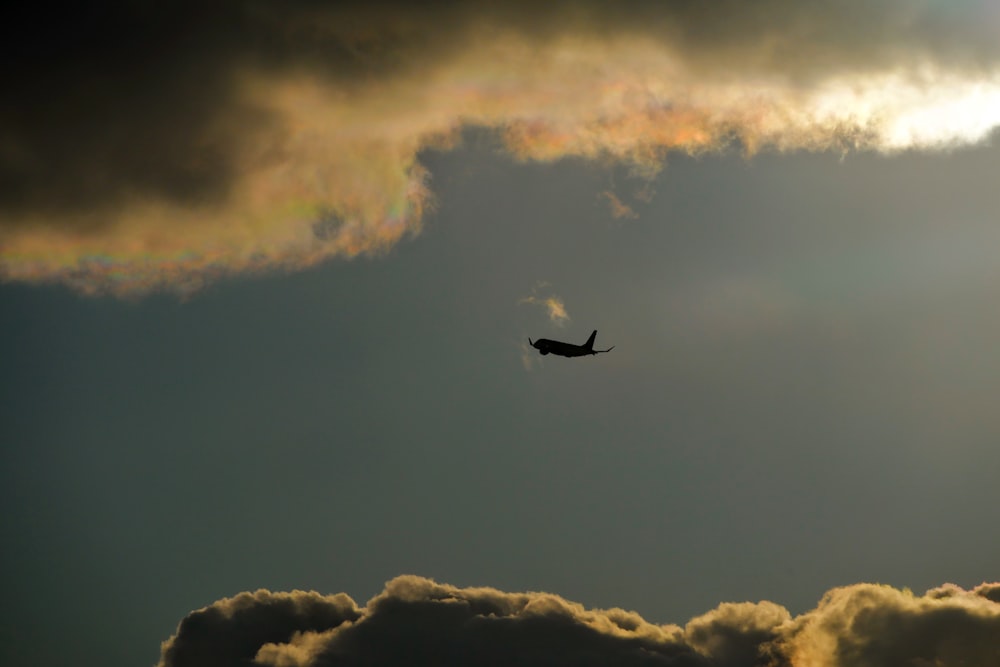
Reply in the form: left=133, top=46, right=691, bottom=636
left=2, top=2, right=999, bottom=666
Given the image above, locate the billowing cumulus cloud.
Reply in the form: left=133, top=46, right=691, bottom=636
left=4, top=1, right=1000, bottom=295
left=158, top=589, right=361, bottom=667
left=157, top=576, right=1000, bottom=667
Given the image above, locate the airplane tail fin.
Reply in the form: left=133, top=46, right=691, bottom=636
left=584, top=330, right=597, bottom=350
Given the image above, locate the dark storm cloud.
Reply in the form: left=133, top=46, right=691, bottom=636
left=0, top=1, right=439, bottom=220
left=3, top=0, right=998, bottom=218
left=4, top=1, right=1000, bottom=294
left=158, top=576, right=1000, bottom=667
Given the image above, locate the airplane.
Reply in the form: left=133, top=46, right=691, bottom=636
left=528, top=330, right=614, bottom=357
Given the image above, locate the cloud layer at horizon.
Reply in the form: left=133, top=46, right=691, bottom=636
left=4, top=1, right=1000, bottom=294
left=158, top=575, right=1000, bottom=667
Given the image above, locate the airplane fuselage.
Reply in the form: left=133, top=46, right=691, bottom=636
left=531, top=338, right=593, bottom=357
left=529, top=330, right=613, bottom=358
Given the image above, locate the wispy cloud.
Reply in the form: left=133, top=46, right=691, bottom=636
left=602, top=191, right=639, bottom=220
left=158, top=576, right=1000, bottom=667
left=523, top=296, right=571, bottom=325
left=4, top=1, right=1000, bottom=294
left=519, top=284, right=571, bottom=326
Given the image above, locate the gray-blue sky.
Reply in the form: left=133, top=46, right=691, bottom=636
left=3, top=135, right=1000, bottom=666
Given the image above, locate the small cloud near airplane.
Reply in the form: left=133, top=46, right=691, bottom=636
left=601, top=191, right=638, bottom=220
left=518, top=282, right=570, bottom=326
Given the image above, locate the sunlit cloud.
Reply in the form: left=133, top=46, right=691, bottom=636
left=536, top=296, right=571, bottom=325
left=4, top=2, right=1000, bottom=295
left=602, top=191, right=639, bottom=220
left=519, top=284, right=571, bottom=326
left=158, top=575, right=1000, bottom=667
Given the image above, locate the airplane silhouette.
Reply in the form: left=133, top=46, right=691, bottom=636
left=529, top=330, right=614, bottom=357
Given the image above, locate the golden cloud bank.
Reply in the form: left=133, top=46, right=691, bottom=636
left=158, top=575, right=1000, bottom=667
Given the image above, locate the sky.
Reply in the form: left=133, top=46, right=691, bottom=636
left=2, top=2, right=1000, bottom=666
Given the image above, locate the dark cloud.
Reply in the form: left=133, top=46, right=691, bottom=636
left=684, top=601, right=789, bottom=667
left=4, top=1, right=1000, bottom=294
left=0, top=2, right=450, bottom=223
left=2, top=3, right=248, bottom=221
left=157, top=589, right=360, bottom=667
left=974, top=583, right=1000, bottom=604
left=3, top=0, right=998, bottom=223
left=158, top=576, right=1000, bottom=667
